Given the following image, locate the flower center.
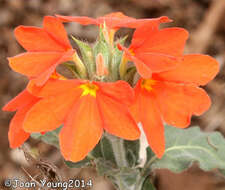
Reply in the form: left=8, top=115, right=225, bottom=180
left=129, top=48, right=135, bottom=56
left=79, top=83, right=99, bottom=97
left=141, top=79, right=156, bottom=91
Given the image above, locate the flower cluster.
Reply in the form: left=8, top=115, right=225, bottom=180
left=3, top=12, right=219, bottom=162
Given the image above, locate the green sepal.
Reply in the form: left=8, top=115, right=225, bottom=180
left=124, top=66, right=137, bottom=85
left=111, top=36, right=128, bottom=81
left=63, top=62, right=81, bottom=78
left=71, top=36, right=95, bottom=78
left=93, top=40, right=110, bottom=75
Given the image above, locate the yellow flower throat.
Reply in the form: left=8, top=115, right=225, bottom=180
left=79, top=83, right=99, bottom=97
left=141, top=79, right=156, bottom=91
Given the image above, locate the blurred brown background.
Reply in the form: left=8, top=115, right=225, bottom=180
left=0, top=0, right=225, bottom=189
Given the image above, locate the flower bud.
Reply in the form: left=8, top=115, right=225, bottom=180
left=96, top=53, right=108, bottom=76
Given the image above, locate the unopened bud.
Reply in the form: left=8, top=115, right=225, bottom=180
left=96, top=53, right=108, bottom=76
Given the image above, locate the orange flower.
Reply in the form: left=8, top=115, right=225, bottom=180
left=8, top=16, right=75, bottom=86
left=118, top=26, right=189, bottom=78
left=2, top=90, right=40, bottom=148
left=56, top=12, right=171, bottom=30
left=131, top=54, right=219, bottom=158
left=2, top=72, right=66, bottom=148
left=23, top=80, right=140, bottom=162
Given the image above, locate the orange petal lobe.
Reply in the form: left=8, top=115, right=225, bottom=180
left=134, top=27, right=189, bottom=56
left=43, top=16, right=72, bottom=49
left=153, top=54, right=219, bottom=86
left=97, top=80, right=134, bottom=106
left=55, top=14, right=98, bottom=25
left=139, top=91, right=165, bottom=158
left=23, top=89, right=81, bottom=132
left=8, top=52, right=63, bottom=77
left=3, top=90, right=36, bottom=111
left=154, top=82, right=211, bottom=128
left=8, top=103, right=34, bottom=148
left=97, top=93, right=140, bottom=140
left=29, top=79, right=81, bottom=97
left=14, top=26, right=66, bottom=52
left=118, top=44, right=152, bottom=78
left=59, top=95, right=103, bottom=162
left=136, top=52, right=178, bottom=73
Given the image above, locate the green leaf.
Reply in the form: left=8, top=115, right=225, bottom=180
left=219, top=169, right=225, bottom=176
left=100, top=136, right=117, bottom=165
left=95, top=158, right=118, bottom=177
left=149, top=125, right=225, bottom=173
left=31, top=126, right=62, bottom=148
left=124, top=139, right=140, bottom=167
left=142, top=177, right=156, bottom=190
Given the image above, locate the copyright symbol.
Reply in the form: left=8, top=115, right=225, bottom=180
left=4, top=179, right=11, bottom=187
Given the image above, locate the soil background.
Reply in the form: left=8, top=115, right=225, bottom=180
left=0, top=0, right=225, bottom=189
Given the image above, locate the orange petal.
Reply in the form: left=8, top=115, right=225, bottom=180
left=30, top=49, right=74, bottom=86
left=153, top=54, right=219, bottom=86
left=119, top=16, right=172, bottom=29
left=2, top=90, right=39, bottom=111
left=23, top=89, right=81, bottom=132
left=14, top=26, right=66, bottom=52
left=97, top=93, right=140, bottom=140
left=97, top=80, right=134, bottom=106
left=136, top=52, right=179, bottom=73
left=30, top=64, right=56, bottom=86
left=134, top=27, right=189, bottom=56
left=56, top=13, right=171, bottom=30
left=8, top=52, right=64, bottom=78
left=55, top=14, right=98, bottom=25
left=154, top=82, right=211, bottom=128
left=8, top=102, right=36, bottom=148
left=118, top=44, right=152, bottom=79
left=59, top=95, right=103, bottom=162
left=139, top=90, right=165, bottom=158
left=43, top=16, right=72, bottom=50
left=28, top=79, right=81, bottom=97
left=129, top=80, right=142, bottom=122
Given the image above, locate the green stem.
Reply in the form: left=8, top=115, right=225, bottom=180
left=141, top=156, right=157, bottom=177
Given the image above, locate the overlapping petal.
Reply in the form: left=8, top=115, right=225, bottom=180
left=153, top=82, right=211, bottom=128
left=56, top=12, right=171, bottom=30
left=97, top=80, right=134, bottom=106
left=3, top=90, right=40, bottom=148
left=60, top=95, right=103, bottom=161
left=153, top=54, right=219, bottom=86
left=131, top=27, right=189, bottom=55
left=16, top=78, right=139, bottom=162
left=23, top=88, right=82, bottom=132
left=10, top=16, right=74, bottom=86
left=118, top=27, right=189, bottom=78
left=97, top=93, right=140, bottom=140
left=131, top=51, right=218, bottom=157
left=138, top=90, right=165, bottom=158
left=3, top=90, right=35, bottom=111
